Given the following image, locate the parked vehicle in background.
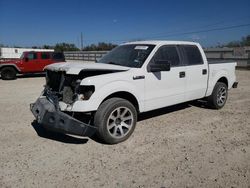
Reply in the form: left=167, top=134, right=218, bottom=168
left=0, top=47, right=54, bottom=60
left=0, top=51, right=65, bottom=80
left=31, top=41, right=238, bottom=144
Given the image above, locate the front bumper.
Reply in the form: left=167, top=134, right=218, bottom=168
left=30, top=97, right=96, bottom=137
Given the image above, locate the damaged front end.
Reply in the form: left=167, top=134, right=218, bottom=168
left=30, top=65, right=128, bottom=137
left=30, top=70, right=99, bottom=137
left=30, top=97, right=96, bottom=136
left=44, top=70, right=96, bottom=111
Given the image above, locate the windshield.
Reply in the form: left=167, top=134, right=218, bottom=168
left=97, top=44, right=155, bottom=68
left=20, top=53, right=25, bottom=59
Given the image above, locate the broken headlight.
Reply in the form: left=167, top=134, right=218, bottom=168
left=77, top=85, right=95, bottom=101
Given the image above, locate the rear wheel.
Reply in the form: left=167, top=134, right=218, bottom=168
left=94, top=98, right=137, bottom=144
left=207, top=82, right=228, bottom=109
left=1, top=67, right=17, bottom=80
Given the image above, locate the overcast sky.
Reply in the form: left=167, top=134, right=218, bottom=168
left=0, top=0, right=250, bottom=47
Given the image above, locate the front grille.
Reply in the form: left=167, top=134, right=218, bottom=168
left=46, top=70, right=63, bottom=92
left=46, top=70, right=76, bottom=104
left=62, top=86, right=75, bottom=104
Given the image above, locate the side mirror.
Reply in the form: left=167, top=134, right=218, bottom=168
left=149, top=60, right=171, bottom=72
left=24, top=57, right=29, bottom=62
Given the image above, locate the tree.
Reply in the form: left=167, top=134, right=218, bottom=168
left=241, top=35, right=250, bottom=46
left=54, top=43, right=79, bottom=52
left=223, top=35, right=250, bottom=47
left=83, top=42, right=117, bottom=51
left=42, top=45, right=54, bottom=49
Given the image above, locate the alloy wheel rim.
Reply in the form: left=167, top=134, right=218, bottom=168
left=107, top=107, right=134, bottom=139
left=217, top=86, right=227, bottom=106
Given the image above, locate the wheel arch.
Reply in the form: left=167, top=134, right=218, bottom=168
left=0, top=65, right=20, bottom=73
left=217, top=76, right=228, bottom=87
left=206, top=70, right=230, bottom=97
left=101, top=91, right=140, bottom=113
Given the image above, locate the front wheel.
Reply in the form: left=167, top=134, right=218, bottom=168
left=94, top=98, right=137, bottom=144
left=207, top=82, right=228, bottom=109
left=1, top=67, right=17, bottom=80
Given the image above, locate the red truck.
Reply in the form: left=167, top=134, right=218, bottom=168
left=0, top=51, right=65, bottom=80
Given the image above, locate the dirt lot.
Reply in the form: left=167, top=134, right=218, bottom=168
left=0, top=70, right=249, bottom=188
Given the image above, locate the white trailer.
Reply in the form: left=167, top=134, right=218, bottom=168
left=0, top=47, right=54, bottom=59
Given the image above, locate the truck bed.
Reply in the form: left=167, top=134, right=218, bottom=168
left=205, top=61, right=237, bottom=97
left=208, top=60, right=236, bottom=64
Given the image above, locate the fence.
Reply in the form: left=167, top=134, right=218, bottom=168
left=205, top=47, right=250, bottom=68
left=64, top=47, right=250, bottom=68
left=64, top=51, right=108, bottom=62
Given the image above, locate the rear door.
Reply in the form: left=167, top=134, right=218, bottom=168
left=179, top=45, right=208, bottom=101
left=144, top=45, right=187, bottom=111
left=40, top=52, right=52, bottom=69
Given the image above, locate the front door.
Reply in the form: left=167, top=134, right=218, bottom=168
left=144, top=45, right=187, bottom=112
left=22, top=52, right=40, bottom=72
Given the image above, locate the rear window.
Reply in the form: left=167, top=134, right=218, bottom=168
left=53, top=52, right=65, bottom=60
left=182, top=45, right=203, bottom=65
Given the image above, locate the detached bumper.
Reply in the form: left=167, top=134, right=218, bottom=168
left=30, top=97, right=96, bottom=137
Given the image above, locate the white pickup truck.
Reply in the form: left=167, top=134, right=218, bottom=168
left=31, top=41, right=238, bottom=144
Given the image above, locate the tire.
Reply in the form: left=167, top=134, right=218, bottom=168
left=207, top=82, right=228, bottom=109
left=94, top=98, right=137, bottom=144
left=1, top=67, right=17, bottom=80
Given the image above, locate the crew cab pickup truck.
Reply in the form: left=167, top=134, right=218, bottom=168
left=30, top=41, right=238, bottom=144
left=0, top=51, right=65, bottom=80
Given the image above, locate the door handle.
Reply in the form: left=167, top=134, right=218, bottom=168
left=202, top=69, right=207, bottom=75
left=133, top=75, right=145, bottom=80
left=179, top=71, right=185, bottom=78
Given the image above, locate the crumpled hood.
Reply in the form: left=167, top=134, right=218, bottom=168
left=45, top=62, right=130, bottom=74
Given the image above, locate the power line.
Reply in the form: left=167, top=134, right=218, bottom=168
left=82, top=23, right=250, bottom=43
left=117, top=23, right=250, bottom=42
left=148, top=23, right=250, bottom=39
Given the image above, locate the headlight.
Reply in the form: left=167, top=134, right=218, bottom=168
left=77, top=86, right=95, bottom=100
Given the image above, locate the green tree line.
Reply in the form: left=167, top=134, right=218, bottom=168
left=0, top=42, right=117, bottom=52
left=219, top=35, right=250, bottom=47
left=38, top=42, right=117, bottom=52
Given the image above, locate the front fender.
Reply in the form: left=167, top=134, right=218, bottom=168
left=71, top=80, right=144, bottom=112
left=0, top=64, right=21, bottom=72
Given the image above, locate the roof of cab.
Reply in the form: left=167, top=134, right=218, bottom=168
left=123, top=40, right=200, bottom=46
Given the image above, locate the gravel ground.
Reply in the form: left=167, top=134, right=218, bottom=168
left=0, top=70, right=249, bottom=188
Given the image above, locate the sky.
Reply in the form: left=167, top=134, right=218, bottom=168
left=0, top=0, right=250, bottom=48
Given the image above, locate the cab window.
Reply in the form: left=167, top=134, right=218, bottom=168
left=153, top=46, right=180, bottom=67
left=27, top=53, right=37, bottom=60
left=181, top=45, right=203, bottom=65
left=41, top=53, right=50, bottom=59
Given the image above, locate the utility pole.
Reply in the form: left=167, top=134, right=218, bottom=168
left=80, top=32, right=83, bottom=51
